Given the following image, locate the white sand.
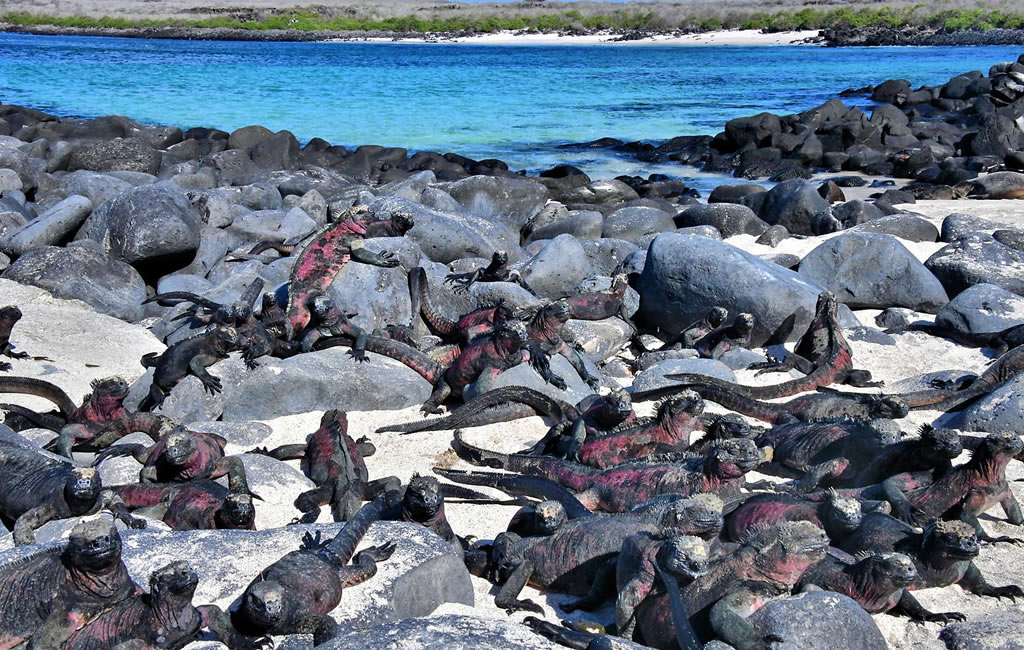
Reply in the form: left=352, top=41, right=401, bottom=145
left=334, top=29, right=821, bottom=46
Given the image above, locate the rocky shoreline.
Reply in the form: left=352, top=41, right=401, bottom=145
left=0, top=51, right=1024, bottom=650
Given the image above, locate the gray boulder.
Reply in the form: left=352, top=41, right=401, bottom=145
left=635, top=233, right=834, bottom=346
left=2, top=245, right=146, bottom=321
left=941, top=213, right=1004, bottom=242
left=237, top=452, right=317, bottom=529
left=673, top=202, right=768, bottom=238
left=632, top=358, right=737, bottom=394
left=939, top=612, right=1024, bottom=650
left=526, top=209, right=603, bottom=242
left=555, top=179, right=639, bottom=205
left=926, top=232, right=1024, bottom=297
left=747, top=591, right=886, bottom=650
left=325, top=236, right=418, bottom=331
left=935, top=283, right=1024, bottom=335
left=75, top=181, right=202, bottom=266
left=54, top=170, right=131, bottom=206
left=125, top=356, right=250, bottom=423
left=757, top=179, right=831, bottom=236
left=519, top=234, right=594, bottom=300
left=968, top=171, right=1024, bottom=199
left=1, top=194, right=93, bottom=256
left=203, top=149, right=264, bottom=187
left=565, top=317, right=633, bottom=362
left=832, top=199, right=884, bottom=227
left=318, top=614, right=564, bottom=650
left=67, top=137, right=161, bottom=175
left=602, top=206, right=675, bottom=242
left=946, top=374, right=1024, bottom=434
left=848, top=213, right=939, bottom=242
left=251, top=130, right=299, bottom=170
left=443, top=175, right=548, bottom=232
left=581, top=238, right=641, bottom=275
left=217, top=349, right=432, bottom=420
left=798, top=232, right=949, bottom=312
left=463, top=354, right=596, bottom=406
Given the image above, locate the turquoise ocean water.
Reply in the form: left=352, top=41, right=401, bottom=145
left=0, top=33, right=1021, bottom=190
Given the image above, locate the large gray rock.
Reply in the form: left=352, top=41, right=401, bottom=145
left=940, top=612, right=1024, bottom=650
left=67, top=137, right=161, bottom=175
left=968, top=171, right=1024, bottom=199
left=318, top=614, right=564, bottom=650
left=526, top=209, right=603, bottom=242
left=798, top=232, right=948, bottom=312
left=237, top=453, right=317, bottom=529
left=674, top=202, right=768, bottom=237
left=601, top=206, right=675, bottom=242
left=54, top=170, right=131, bottom=206
left=632, top=358, right=737, bottom=394
left=368, top=196, right=522, bottom=264
left=2, top=245, right=146, bottom=321
left=1, top=194, right=93, bottom=256
left=218, top=348, right=432, bottom=420
left=324, top=236, right=418, bottom=331
left=519, top=234, right=594, bottom=300
left=555, top=179, right=639, bottom=205
left=848, top=213, right=939, bottom=242
left=580, top=238, right=641, bottom=276
left=443, top=175, right=548, bottom=232
left=935, top=283, right=1024, bottom=335
left=75, top=181, right=202, bottom=266
left=926, top=232, right=1024, bottom=297
left=941, top=213, right=1004, bottom=242
left=946, top=374, right=1024, bottom=434
left=565, top=317, right=633, bottom=362
left=747, top=591, right=886, bottom=650
left=757, top=179, right=831, bottom=236
left=635, top=233, right=833, bottom=347
left=463, top=354, right=596, bottom=406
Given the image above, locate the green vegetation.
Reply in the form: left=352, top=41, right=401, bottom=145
left=3, top=5, right=1024, bottom=35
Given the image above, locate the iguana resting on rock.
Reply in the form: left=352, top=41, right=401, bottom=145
left=0, top=519, right=140, bottom=649
left=724, top=490, right=865, bottom=543
left=283, top=207, right=413, bottom=340
left=694, top=313, right=755, bottom=360
left=138, top=326, right=243, bottom=412
left=93, top=427, right=252, bottom=496
left=378, top=473, right=470, bottom=559
left=444, top=250, right=531, bottom=294
left=411, top=267, right=520, bottom=344
left=887, top=321, right=1024, bottom=357
left=656, top=306, right=729, bottom=352
left=839, top=514, right=1021, bottom=620
left=249, top=409, right=376, bottom=523
left=754, top=417, right=901, bottom=492
left=0, top=438, right=144, bottom=546
left=63, top=560, right=266, bottom=650
left=635, top=520, right=830, bottom=650
left=445, top=436, right=764, bottom=512
left=298, top=295, right=369, bottom=361
left=897, top=344, right=1024, bottom=411
left=231, top=498, right=396, bottom=645
left=667, top=291, right=879, bottom=400
left=565, top=273, right=632, bottom=322
left=851, top=424, right=963, bottom=487
left=144, top=276, right=266, bottom=330
left=796, top=551, right=919, bottom=616
left=634, top=381, right=909, bottom=425
left=523, top=299, right=603, bottom=390
left=111, top=480, right=256, bottom=531
left=0, top=305, right=47, bottom=371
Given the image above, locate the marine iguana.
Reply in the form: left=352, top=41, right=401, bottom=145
left=298, top=295, right=369, bottom=361
left=0, top=306, right=46, bottom=371
left=283, top=207, right=413, bottom=340
left=231, top=497, right=396, bottom=645
left=634, top=520, right=830, bottom=650
left=667, top=291, right=880, bottom=400
left=377, top=473, right=468, bottom=559
left=754, top=418, right=901, bottom=491
left=796, top=551, right=919, bottom=615
left=481, top=500, right=710, bottom=614
left=112, top=480, right=256, bottom=531
left=0, top=438, right=144, bottom=546
left=0, top=518, right=140, bottom=649
left=62, top=560, right=266, bottom=650
left=565, top=273, right=632, bottom=322
left=445, top=435, right=764, bottom=512
left=93, top=427, right=253, bottom=496
left=410, top=266, right=520, bottom=344
left=852, top=424, right=963, bottom=487
left=444, top=250, right=530, bottom=294
left=887, top=321, right=1024, bottom=357
left=137, top=326, right=242, bottom=412
left=656, top=307, right=729, bottom=352
left=899, top=344, right=1024, bottom=411
left=249, top=409, right=374, bottom=523
left=634, top=382, right=909, bottom=425
left=524, top=299, right=602, bottom=390
left=724, top=490, right=865, bottom=543
left=144, top=276, right=266, bottom=330
left=839, top=514, right=1021, bottom=619
left=694, top=313, right=755, bottom=360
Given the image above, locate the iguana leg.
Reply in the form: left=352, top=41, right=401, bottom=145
left=527, top=347, right=567, bottom=391
left=750, top=352, right=813, bottom=376
left=842, top=369, right=883, bottom=388
left=337, top=542, right=397, bottom=587
left=881, top=475, right=929, bottom=525
left=212, top=456, right=252, bottom=496
left=562, top=558, right=616, bottom=612
left=294, top=485, right=334, bottom=524
left=1003, top=493, right=1024, bottom=525
left=301, top=329, right=323, bottom=353
left=708, top=590, right=767, bottom=650
left=363, top=476, right=403, bottom=501
left=559, top=343, right=599, bottom=390
left=298, top=613, right=338, bottom=647
left=615, top=574, right=649, bottom=640
left=960, top=562, right=1024, bottom=600
left=495, top=560, right=544, bottom=614
left=55, top=424, right=90, bottom=458
left=99, top=491, right=147, bottom=531
left=960, top=509, right=1023, bottom=545
left=892, top=590, right=966, bottom=623
left=796, top=458, right=849, bottom=492
left=138, top=384, right=166, bottom=412
left=199, top=604, right=268, bottom=650
left=350, top=245, right=399, bottom=268
left=249, top=444, right=306, bottom=460
left=562, top=417, right=589, bottom=464
left=189, top=353, right=223, bottom=395
left=422, top=377, right=453, bottom=415
left=655, top=559, right=702, bottom=650
left=13, top=505, right=57, bottom=546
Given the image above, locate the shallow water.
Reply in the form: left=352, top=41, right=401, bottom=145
left=0, top=33, right=1021, bottom=192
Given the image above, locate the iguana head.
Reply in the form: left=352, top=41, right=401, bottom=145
left=815, top=291, right=838, bottom=319
left=918, top=424, right=964, bottom=460
left=150, top=560, right=199, bottom=599
left=0, top=305, right=22, bottom=325
left=87, top=377, right=130, bottom=414
left=611, top=273, right=628, bottom=290
left=311, top=294, right=335, bottom=321
left=733, top=313, right=755, bottom=335
left=67, top=518, right=122, bottom=570
left=220, top=494, right=255, bottom=529
left=320, top=408, right=349, bottom=432
left=923, top=520, right=979, bottom=562
left=978, top=431, right=1024, bottom=461
left=214, top=326, right=241, bottom=352
left=660, top=493, right=724, bottom=538
left=404, top=473, right=444, bottom=521
left=657, top=390, right=704, bottom=422
left=601, top=388, right=633, bottom=421
left=532, top=500, right=567, bottom=535
left=870, top=395, right=909, bottom=420
left=65, top=467, right=102, bottom=506
left=706, top=306, right=729, bottom=329
left=496, top=320, right=528, bottom=346
left=748, top=520, right=829, bottom=585
left=853, top=551, right=918, bottom=591
left=489, top=531, right=524, bottom=584
left=492, top=250, right=509, bottom=266
left=656, top=535, right=710, bottom=582
left=242, top=581, right=286, bottom=628
left=164, top=429, right=199, bottom=467
left=705, top=414, right=756, bottom=441
left=706, top=438, right=762, bottom=478
left=389, top=211, right=415, bottom=235
left=823, top=489, right=863, bottom=538
left=543, top=299, right=571, bottom=323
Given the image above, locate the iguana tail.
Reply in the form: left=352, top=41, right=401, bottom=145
left=361, top=336, right=443, bottom=383
left=410, top=267, right=456, bottom=335
left=431, top=468, right=592, bottom=519
left=451, top=429, right=511, bottom=468
left=650, top=384, right=786, bottom=424
left=0, top=403, right=65, bottom=432
left=142, top=292, right=221, bottom=311
left=451, top=430, right=598, bottom=488
left=323, top=495, right=385, bottom=566
left=376, top=386, right=574, bottom=434
left=0, top=376, right=76, bottom=417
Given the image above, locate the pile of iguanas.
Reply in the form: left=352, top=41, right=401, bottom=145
left=0, top=199, right=1022, bottom=649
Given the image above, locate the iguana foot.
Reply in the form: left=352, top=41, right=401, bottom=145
left=501, top=598, right=545, bottom=615
left=918, top=611, right=967, bottom=624
left=978, top=584, right=1024, bottom=601
left=0, top=362, right=10, bottom=372
left=200, top=376, right=223, bottom=395
left=358, top=541, right=397, bottom=562
left=981, top=534, right=1024, bottom=546
left=348, top=349, right=369, bottom=363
